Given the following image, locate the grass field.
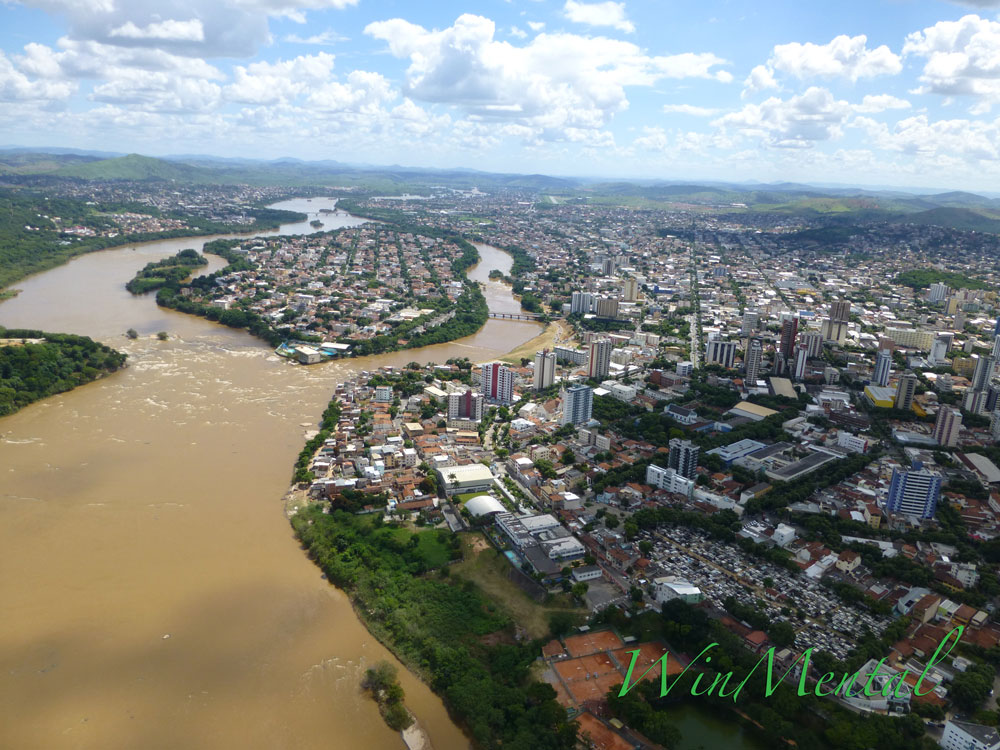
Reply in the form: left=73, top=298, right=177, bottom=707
left=450, top=532, right=583, bottom=639
left=373, top=525, right=453, bottom=569
left=455, top=491, right=489, bottom=504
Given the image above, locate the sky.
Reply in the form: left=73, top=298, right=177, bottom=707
left=3, top=0, right=1000, bottom=189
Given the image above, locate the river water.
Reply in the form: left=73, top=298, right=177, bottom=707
left=0, top=198, right=543, bottom=750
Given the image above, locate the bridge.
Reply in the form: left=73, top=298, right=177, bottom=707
left=488, top=311, right=543, bottom=321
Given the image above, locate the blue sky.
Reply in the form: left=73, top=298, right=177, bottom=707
left=3, top=0, right=1000, bottom=189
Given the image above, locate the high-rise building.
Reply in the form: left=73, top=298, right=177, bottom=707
left=594, top=296, right=620, bottom=319
left=930, top=334, right=952, bottom=366
left=821, top=317, right=848, bottom=345
left=994, top=317, right=1000, bottom=340
left=830, top=300, right=851, bottom=323
left=933, top=407, right=963, bottom=447
left=992, top=336, right=1000, bottom=359
left=954, top=310, right=967, bottom=331
left=705, top=339, right=737, bottom=369
left=561, top=384, right=594, bottom=426
left=587, top=338, right=612, bottom=379
left=668, top=438, right=700, bottom=480
left=986, top=384, right=1000, bottom=414
left=873, top=349, right=893, bottom=387
left=741, top=310, right=759, bottom=336
left=793, top=343, right=809, bottom=381
left=928, top=283, right=950, bottom=303
left=744, top=338, right=763, bottom=385
left=570, top=291, right=593, bottom=315
left=894, top=372, right=918, bottom=411
left=622, top=276, right=639, bottom=302
left=447, top=390, right=485, bottom=422
left=990, top=410, right=1000, bottom=442
left=963, top=389, right=988, bottom=415
left=886, top=466, right=942, bottom=519
left=533, top=349, right=556, bottom=391
left=602, top=257, right=616, bottom=276
left=480, top=362, right=514, bottom=404
left=800, top=330, right=824, bottom=359
left=971, top=354, right=996, bottom=392
left=779, top=317, right=799, bottom=362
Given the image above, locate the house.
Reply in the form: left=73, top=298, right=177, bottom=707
left=664, top=403, right=699, bottom=425
left=836, top=550, right=861, bottom=574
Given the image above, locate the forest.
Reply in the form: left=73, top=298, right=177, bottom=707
left=0, top=327, right=127, bottom=417
left=126, top=248, right=207, bottom=294
left=292, top=507, right=577, bottom=750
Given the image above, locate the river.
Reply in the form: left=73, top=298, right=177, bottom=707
left=0, top=197, right=543, bottom=750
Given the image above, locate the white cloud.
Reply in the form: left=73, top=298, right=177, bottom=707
left=770, top=34, right=902, bottom=81
left=742, top=64, right=778, bottom=98
left=0, top=50, right=76, bottom=101
left=509, top=26, right=528, bottom=39
left=854, top=94, right=911, bottom=113
left=364, top=13, right=730, bottom=138
left=527, top=21, right=545, bottom=32
left=857, top=113, right=1000, bottom=161
left=283, top=30, right=348, bottom=45
left=562, top=0, right=635, bottom=33
left=90, top=72, right=221, bottom=112
left=227, top=53, right=336, bottom=105
left=904, top=15, right=1000, bottom=106
left=109, top=19, right=205, bottom=42
left=662, top=104, right=719, bottom=116
left=714, top=86, right=852, bottom=147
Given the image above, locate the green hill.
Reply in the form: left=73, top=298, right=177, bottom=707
left=54, top=154, right=210, bottom=182
left=891, top=206, right=1000, bottom=233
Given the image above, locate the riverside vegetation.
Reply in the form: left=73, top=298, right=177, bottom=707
left=126, top=248, right=207, bottom=294
left=0, top=327, right=127, bottom=416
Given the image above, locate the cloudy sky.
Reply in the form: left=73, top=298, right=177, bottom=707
left=4, top=0, right=1000, bottom=188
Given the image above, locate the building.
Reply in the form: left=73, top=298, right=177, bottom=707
left=895, top=372, right=918, bottom=411
left=587, top=338, right=612, bottom=379
left=653, top=577, right=703, bottom=605
left=374, top=385, right=394, bottom=403
left=668, top=438, right=700, bottom=479
left=930, top=334, right=952, bottom=366
left=964, top=388, right=989, bottom=415
left=864, top=385, right=896, bottom=409
left=726, top=401, right=779, bottom=422
left=886, top=466, right=942, bottom=519
left=741, top=310, right=759, bottom=335
left=561, top=384, right=594, bottom=426
left=480, top=361, right=514, bottom=404
left=873, top=349, right=893, bottom=387
left=594, top=296, right=620, bottom=319
left=745, top=338, right=763, bottom=385
left=570, top=291, right=593, bottom=315
left=991, top=410, right=1000, bottom=442
left=793, top=344, right=809, bottom=381
left=929, top=282, right=950, bottom=303
left=676, top=361, right=693, bottom=377
left=941, top=720, right=1000, bottom=750
left=705, top=338, right=737, bottom=369
left=934, top=407, right=963, bottom=447
left=447, top=389, right=485, bottom=422
left=534, top=349, right=556, bottom=391
left=971, top=354, right=996, bottom=392
left=554, top=345, right=587, bottom=366
left=830, top=300, right=851, bottom=323
left=800, top=330, right=824, bottom=359
left=646, top=464, right=695, bottom=496
left=779, top=317, right=799, bottom=362
left=438, top=463, right=496, bottom=496
left=622, top=276, right=639, bottom=302
left=885, top=327, right=935, bottom=352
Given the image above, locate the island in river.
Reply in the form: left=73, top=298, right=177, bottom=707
left=0, top=326, right=127, bottom=417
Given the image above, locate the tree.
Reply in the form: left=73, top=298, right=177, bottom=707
left=605, top=513, right=620, bottom=529
left=561, top=448, right=576, bottom=465
left=571, top=582, right=589, bottom=602
left=126, top=328, right=138, bottom=339
left=157, top=331, right=168, bottom=341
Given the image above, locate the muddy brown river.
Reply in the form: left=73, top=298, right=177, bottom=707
left=0, top=198, right=542, bottom=750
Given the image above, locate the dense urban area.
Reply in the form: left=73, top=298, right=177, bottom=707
left=5, top=154, right=1000, bottom=750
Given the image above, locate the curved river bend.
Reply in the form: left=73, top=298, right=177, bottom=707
left=0, top=198, right=543, bottom=750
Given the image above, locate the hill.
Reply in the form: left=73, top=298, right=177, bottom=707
left=54, top=154, right=211, bottom=181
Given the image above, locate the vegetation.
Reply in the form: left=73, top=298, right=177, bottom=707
left=0, top=327, right=127, bottom=417
left=292, top=508, right=577, bottom=749
left=126, top=248, right=207, bottom=294
left=361, top=661, right=413, bottom=731
left=895, top=269, right=990, bottom=292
